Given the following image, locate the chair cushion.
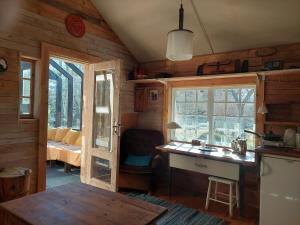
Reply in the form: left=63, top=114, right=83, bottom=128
left=48, top=128, right=57, bottom=140
left=74, top=134, right=82, bottom=146
left=120, top=129, right=164, bottom=163
left=124, top=154, right=152, bottom=167
left=120, top=165, right=152, bottom=174
left=54, top=128, right=70, bottom=142
left=47, top=141, right=81, bottom=167
left=62, top=130, right=80, bottom=145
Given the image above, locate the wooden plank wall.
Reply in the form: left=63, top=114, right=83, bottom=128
left=137, top=43, right=300, bottom=132
left=0, top=0, right=137, bottom=193
left=265, top=72, right=300, bottom=136
left=0, top=48, right=38, bottom=193
left=135, top=83, right=165, bottom=131
left=135, top=44, right=300, bottom=219
left=140, top=43, right=300, bottom=78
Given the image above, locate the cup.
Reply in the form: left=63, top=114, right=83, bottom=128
left=201, top=141, right=206, bottom=148
left=192, top=139, right=201, bottom=146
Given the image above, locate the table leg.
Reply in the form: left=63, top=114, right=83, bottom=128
left=64, top=163, right=71, bottom=173
left=168, top=167, right=173, bottom=198
left=239, top=166, right=245, bottom=216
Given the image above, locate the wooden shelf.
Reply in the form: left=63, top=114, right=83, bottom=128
left=127, top=78, right=160, bottom=84
left=127, top=72, right=257, bottom=84
left=127, top=68, right=300, bottom=84
left=264, top=121, right=300, bottom=126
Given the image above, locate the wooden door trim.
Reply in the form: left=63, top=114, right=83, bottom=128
left=38, top=43, right=101, bottom=191
left=82, top=59, right=121, bottom=192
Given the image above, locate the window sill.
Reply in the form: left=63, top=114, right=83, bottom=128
left=169, top=140, right=255, bottom=152
left=19, top=118, right=39, bottom=124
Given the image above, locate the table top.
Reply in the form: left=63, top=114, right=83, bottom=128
left=0, top=183, right=167, bottom=225
left=156, top=142, right=256, bottom=166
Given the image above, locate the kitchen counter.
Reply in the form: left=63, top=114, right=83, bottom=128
left=255, top=146, right=300, bottom=159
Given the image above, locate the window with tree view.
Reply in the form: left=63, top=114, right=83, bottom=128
left=20, top=59, right=34, bottom=118
left=48, top=57, right=84, bottom=130
left=171, top=86, right=256, bottom=149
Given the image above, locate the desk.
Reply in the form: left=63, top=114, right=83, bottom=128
left=0, top=183, right=167, bottom=225
left=156, top=142, right=256, bottom=166
left=156, top=142, right=256, bottom=215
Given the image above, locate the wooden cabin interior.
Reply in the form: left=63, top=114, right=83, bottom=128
left=0, top=0, right=300, bottom=225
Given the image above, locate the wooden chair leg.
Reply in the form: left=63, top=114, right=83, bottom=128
left=229, top=183, right=233, bottom=217
left=214, top=182, right=218, bottom=199
left=236, top=181, right=240, bottom=208
left=64, top=163, right=71, bottom=173
left=205, top=180, right=212, bottom=210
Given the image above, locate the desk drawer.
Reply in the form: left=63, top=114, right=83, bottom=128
left=170, top=153, right=239, bottom=180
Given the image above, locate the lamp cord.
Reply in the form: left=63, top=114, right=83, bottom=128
left=190, top=0, right=215, bottom=54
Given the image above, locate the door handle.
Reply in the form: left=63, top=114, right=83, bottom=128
left=195, top=163, right=207, bottom=168
left=113, top=122, right=121, bottom=136
left=286, top=159, right=295, bottom=164
left=260, top=158, right=272, bottom=176
left=260, top=159, right=264, bottom=176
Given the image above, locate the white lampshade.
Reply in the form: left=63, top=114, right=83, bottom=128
left=166, top=29, right=193, bottom=61
left=257, top=103, right=269, bottom=114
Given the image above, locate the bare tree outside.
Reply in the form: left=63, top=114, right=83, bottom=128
left=172, top=87, right=256, bottom=149
left=48, top=57, right=84, bottom=130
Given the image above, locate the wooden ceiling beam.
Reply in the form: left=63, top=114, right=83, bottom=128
left=43, top=0, right=105, bottom=26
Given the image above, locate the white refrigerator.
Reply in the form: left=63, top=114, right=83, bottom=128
left=260, top=155, right=300, bottom=225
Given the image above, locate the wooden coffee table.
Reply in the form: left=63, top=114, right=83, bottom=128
left=0, top=183, right=167, bottom=225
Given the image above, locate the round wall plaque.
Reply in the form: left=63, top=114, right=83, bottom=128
left=65, top=14, right=86, bottom=38
left=0, top=57, right=8, bottom=73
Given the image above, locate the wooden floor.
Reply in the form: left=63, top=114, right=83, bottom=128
left=153, top=189, right=258, bottom=225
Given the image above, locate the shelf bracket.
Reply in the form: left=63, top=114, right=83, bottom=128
left=156, top=79, right=168, bottom=85
left=257, top=72, right=266, bottom=83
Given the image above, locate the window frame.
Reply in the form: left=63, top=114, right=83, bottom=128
left=47, top=56, right=84, bottom=130
left=170, top=85, right=256, bottom=147
left=19, top=58, right=35, bottom=119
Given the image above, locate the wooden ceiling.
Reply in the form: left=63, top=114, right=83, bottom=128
left=92, top=0, right=300, bottom=62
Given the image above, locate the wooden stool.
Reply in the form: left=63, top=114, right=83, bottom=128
left=0, top=167, right=32, bottom=203
left=205, top=176, right=239, bottom=217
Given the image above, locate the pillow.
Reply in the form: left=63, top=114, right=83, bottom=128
left=74, top=134, right=82, bottom=146
left=54, top=128, right=70, bottom=142
left=124, top=154, right=152, bottom=167
left=48, top=128, right=57, bottom=140
left=62, top=130, right=80, bottom=145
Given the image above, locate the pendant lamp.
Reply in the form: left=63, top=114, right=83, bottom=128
left=166, top=1, right=193, bottom=61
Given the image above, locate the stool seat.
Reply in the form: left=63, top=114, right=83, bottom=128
left=208, top=176, right=236, bottom=184
left=205, top=176, right=239, bottom=217
left=0, top=167, right=32, bottom=203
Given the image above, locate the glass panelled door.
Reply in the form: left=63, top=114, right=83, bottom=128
left=81, top=60, right=121, bottom=192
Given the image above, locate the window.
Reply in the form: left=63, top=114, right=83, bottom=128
left=171, top=86, right=256, bottom=149
left=48, top=57, right=84, bottom=130
left=20, top=59, right=35, bottom=118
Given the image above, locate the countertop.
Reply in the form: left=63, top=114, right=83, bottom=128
left=255, top=146, right=300, bottom=159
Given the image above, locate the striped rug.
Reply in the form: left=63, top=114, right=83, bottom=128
left=127, top=193, right=226, bottom=225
